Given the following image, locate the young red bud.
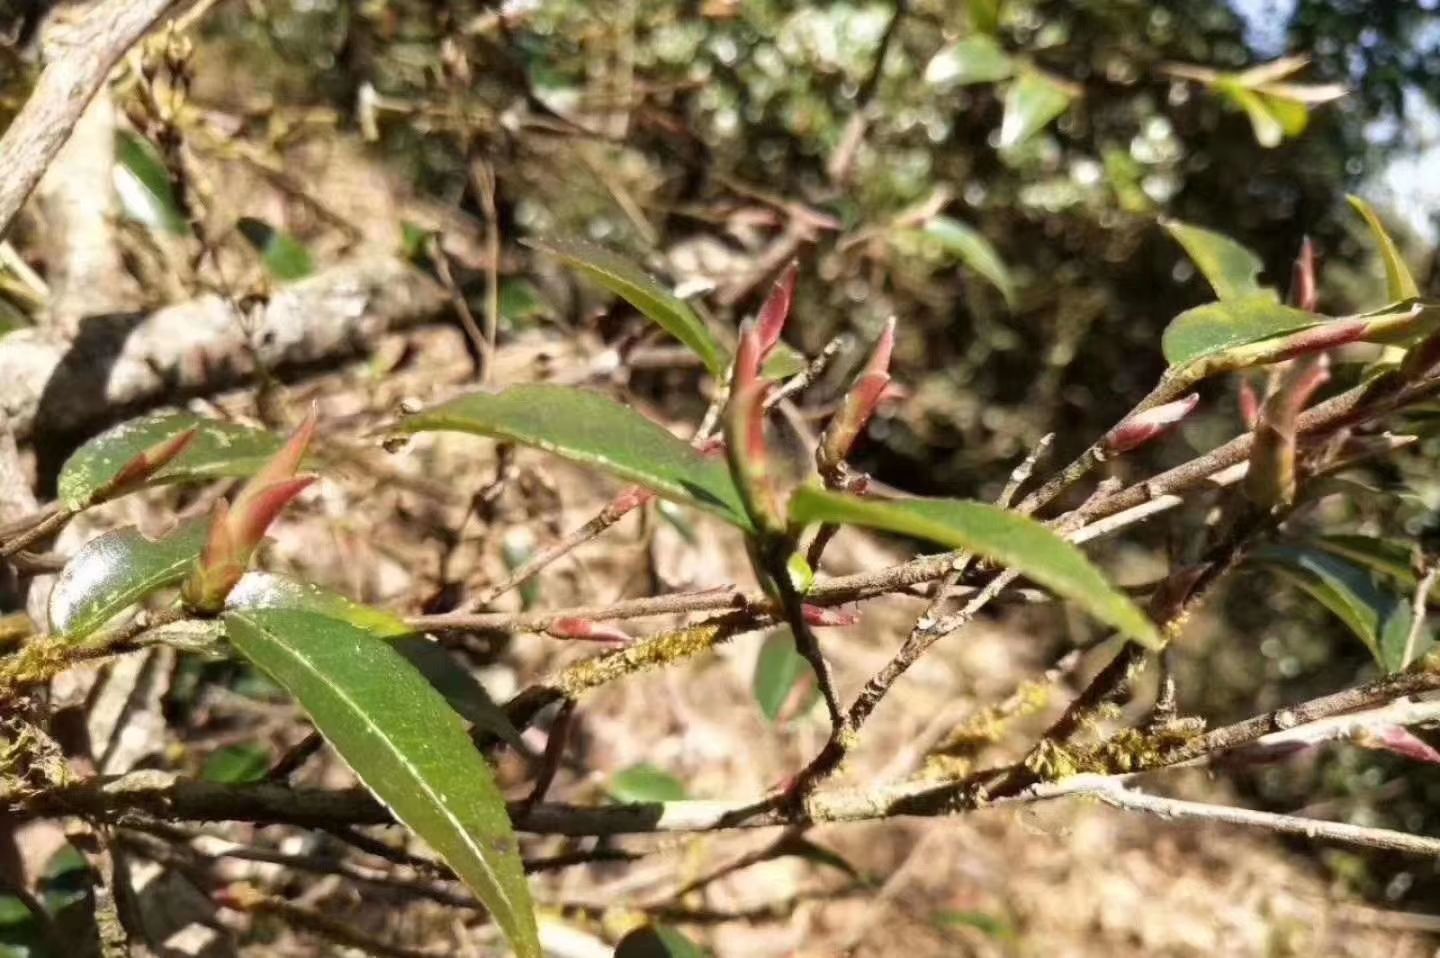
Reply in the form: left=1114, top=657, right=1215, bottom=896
left=545, top=617, right=633, bottom=645
left=724, top=321, right=783, bottom=533
left=96, top=426, right=198, bottom=501
left=182, top=411, right=320, bottom=612
left=818, top=317, right=896, bottom=476
left=756, top=261, right=798, bottom=358
left=802, top=604, right=861, bottom=627
left=1103, top=393, right=1199, bottom=455
left=607, top=485, right=656, bottom=518
left=234, top=406, right=317, bottom=518
left=1355, top=725, right=1440, bottom=765
left=1289, top=236, right=1318, bottom=312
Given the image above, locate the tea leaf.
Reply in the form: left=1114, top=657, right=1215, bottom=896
left=998, top=68, right=1074, bottom=149
left=788, top=488, right=1159, bottom=647
left=924, top=36, right=1013, bottom=88
left=528, top=239, right=727, bottom=376
left=1161, top=220, right=1274, bottom=302
left=396, top=384, right=752, bottom=530
left=237, top=217, right=315, bottom=281
left=114, top=132, right=186, bottom=235
left=1347, top=195, right=1420, bottom=302
left=225, top=608, right=539, bottom=957
left=1160, top=296, right=1323, bottom=368
left=608, top=764, right=687, bottom=803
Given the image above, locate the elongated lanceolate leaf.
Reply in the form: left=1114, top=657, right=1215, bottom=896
left=788, top=487, right=1159, bottom=647
left=225, top=573, right=523, bottom=749
left=114, top=132, right=187, bottom=235
left=1255, top=545, right=1431, bottom=672
left=1161, top=220, right=1274, bottom=302
left=920, top=216, right=1015, bottom=305
left=1347, top=195, right=1420, bottom=302
left=59, top=412, right=285, bottom=510
left=998, top=69, right=1074, bottom=149
left=527, top=239, right=727, bottom=376
left=1160, top=296, right=1324, bottom=368
left=224, top=608, right=539, bottom=957
left=395, top=384, right=752, bottom=530
left=48, top=517, right=208, bottom=639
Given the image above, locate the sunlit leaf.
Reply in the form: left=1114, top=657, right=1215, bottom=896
left=924, top=35, right=1013, bottom=88
left=1255, top=545, right=1431, bottom=672
left=225, top=572, right=523, bottom=750
left=934, top=910, right=1016, bottom=942
left=965, top=0, right=1002, bottom=34
left=395, top=384, right=752, bottom=530
left=1217, top=83, right=1284, bottom=148
left=1259, top=92, right=1310, bottom=137
left=1161, top=220, right=1274, bottom=302
left=1347, top=195, right=1420, bottom=302
left=614, top=925, right=707, bottom=958
left=1160, top=296, right=1324, bottom=368
left=608, top=764, right=687, bottom=803
left=998, top=68, right=1074, bottom=150
left=919, top=216, right=1016, bottom=305
left=752, top=629, right=818, bottom=722
left=788, top=488, right=1160, bottom=647
left=202, top=744, right=270, bottom=783
left=114, top=131, right=186, bottom=235
left=224, top=608, right=539, bottom=958
left=59, top=412, right=286, bottom=510
left=48, top=518, right=208, bottom=639
left=527, top=239, right=727, bottom=376
left=237, top=217, right=315, bottom=281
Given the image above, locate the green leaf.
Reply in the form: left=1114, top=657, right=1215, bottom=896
left=998, top=68, right=1074, bottom=150
left=1311, top=535, right=1422, bottom=589
left=752, top=629, right=817, bottom=722
left=919, top=216, right=1015, bottom=305
left=614, top=925, right=707, bottom=958
left=1160, top=296, right=1324, bottom=368
left=202, top=744, right=270, bottom=783
left=224, top=608, right=539, bottom=957
left=48, top=517, right=208, bottom=639
left=1161, top=220, right=1274, bottom=302
left=1255, top=545, right=1431, bottom=672
left=225, top=572, right=524, bottom=751
left=527, top=239, right=727, bottom=376
left=1259, top=92, right=1310, bottom=137
left=59, top=411, right=286, bottom=510
left=114, top=131, right=187, bottom=235
left=761, top=341, right=808, bottom=380
left=1218, top=83, right=1284, bottom=148
left=1347, top=196, right=1420, bottom=302
left=934, top=910, right=1016, bottom=942
left=608, top=764, right=687, bottom=803
left=237, top=217, right=315, bottom=281
left=965, top=0, right=1002, bottom=34
left=395, top=384, right=752, bottom=530
left=788, top=488, right=1160, bottom=647
left=924, top=36, right=1013, bottom=88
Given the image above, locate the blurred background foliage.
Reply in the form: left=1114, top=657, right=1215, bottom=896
left=8, top=0, right=1440, bottom=916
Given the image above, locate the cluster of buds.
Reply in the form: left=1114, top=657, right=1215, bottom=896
left=181, top=410, right=318, bottom=613
left=816, top=316, right=896, bottom=486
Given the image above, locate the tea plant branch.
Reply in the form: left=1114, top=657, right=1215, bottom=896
left=0, top=0, right=183, bottom=237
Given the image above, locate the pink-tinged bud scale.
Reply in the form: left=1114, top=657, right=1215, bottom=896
left=100, top=426, right=199, bottom=499
left=1289, top=236, right=1318, bottom=312
left=756, top=261, right=798, bottom=357
left=818, top=317, right=896, bottom=473
left=1103, top=393, right=1199, bottom=455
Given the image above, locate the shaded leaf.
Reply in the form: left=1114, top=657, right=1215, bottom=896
left=1348, top=195, right=1420, bottom=302
left=761, top=341, right=808, bottom=380
left=225, top=572, right=523, bottom=750
left=920, top=216, right=1015, bottom=305
left=924, top=36, right=1013, bottom=88
left=614, top=925, right=707, bottom=958
left=788, top=488, right=1160, bottom=647
left=752, top=629, right=818, bottom=722
left=527, top=239, right=727, bottom=376
left=1160, top=296, right=1324, bottom=368
left=59, top=412, right=286, bottom=510
left=224, top=608, right=539, bottom=957
left=1255, top=545, right=1430, bottom=672
left=395, top=385, right=751, bottom=530
left=1311, top=535, right=1421, bottom=589
left=965, top=0, right=1001, bottom=34
left=237, top=217, right=315, bottom=281
left=1161, top=220, right=1274, bottom=302
left=48, top=517, right=208, bottom=639
left=608, top=764, right=687, bottom=803
left=114, top=131, right=186, bottom=235
left=998, top=68, right=1073, bottom=150
left=202, top=744, right=270, bottom=783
